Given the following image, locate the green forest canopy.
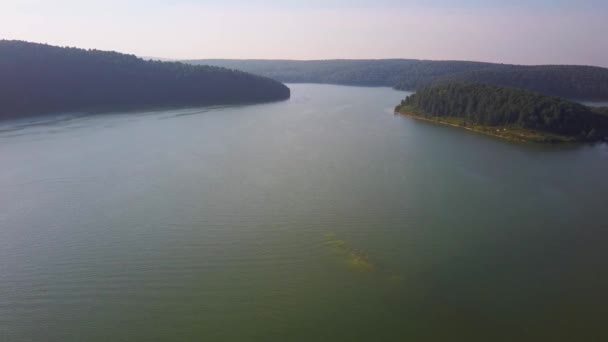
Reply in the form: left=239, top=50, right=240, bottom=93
left=186, top=59, right=608, bottom=101
left=0, top=41, right=290, bottom=119
left=396, top=83, right=608, bottom=141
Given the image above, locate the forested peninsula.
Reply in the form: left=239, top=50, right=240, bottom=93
left=395, top=83, right=608, bottom=143
left=0, top=41, right=290, bottom=119
left=186, top=59, right=608, bottom=101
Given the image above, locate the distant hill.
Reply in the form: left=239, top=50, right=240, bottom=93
left=432, top=65, right=608, bottom=101
left=396, top=83, right=608, bottom=143
left=184, top=59, right=491, bottom=87
left=185, top=59, right=608, bottom=101
left=0, top=41, right=290, bottom=119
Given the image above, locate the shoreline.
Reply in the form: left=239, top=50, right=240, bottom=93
left=394, top=109, right=574, bottom=143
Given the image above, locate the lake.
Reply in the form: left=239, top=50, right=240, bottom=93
left=1, top=84, right=607, bottom=341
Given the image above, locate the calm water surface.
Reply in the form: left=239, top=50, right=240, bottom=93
left=1, top=84, right=608, bottom=341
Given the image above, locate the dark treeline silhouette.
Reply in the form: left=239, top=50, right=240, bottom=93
left=0, top=41, right=290, bottom=119
left=186, top=59, right=608, bottom=101
left=435, top=65, right=608, bottom=101
left=186, top=59, right=493, bottom=87
left=397, top=83, right=608, bottom=141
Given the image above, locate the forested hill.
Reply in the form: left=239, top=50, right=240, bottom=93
left=185, top=59, right=493, bottom=88
left=396, top=83, right=608, bottom=142
left=0, top=41, right=290, bottom=119
left=185, top=59, right=608, bottom=101
left=435, top=65, right=608, bottom=101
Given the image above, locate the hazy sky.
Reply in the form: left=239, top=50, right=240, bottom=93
left=1, top=0, right=607, bottom=67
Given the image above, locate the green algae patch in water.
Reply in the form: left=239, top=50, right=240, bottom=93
left=325, top=238, right=348, bottom=251
left=322, top=233, right=411, bottom=284
left=323, top=233, right=348, bottom=253
left=348, top=251, right=374, bottom=272
left=324, top=233, right=375, bottom=273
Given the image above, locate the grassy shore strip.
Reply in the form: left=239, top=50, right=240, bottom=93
left=395, top=105, right=575, bottom=143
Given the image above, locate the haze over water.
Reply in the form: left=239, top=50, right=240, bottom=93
left=1, top=84, right=607, bottom=341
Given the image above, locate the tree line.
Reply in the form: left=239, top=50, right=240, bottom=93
left=0, top=40, right=290, bottom=119
left=397, top=83, right=608, bottom=141
left=186, top=59, right=608, bottom=101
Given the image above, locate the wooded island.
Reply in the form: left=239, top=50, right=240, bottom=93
left=395, top=83, right=608, bottom=143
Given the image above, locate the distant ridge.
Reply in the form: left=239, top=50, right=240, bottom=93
left=184, top=59, right=608, bottom=101
left=0, top=41, right=290, bottom=119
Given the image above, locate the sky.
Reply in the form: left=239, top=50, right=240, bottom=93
left=1, top=0, right=607, bottom=67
